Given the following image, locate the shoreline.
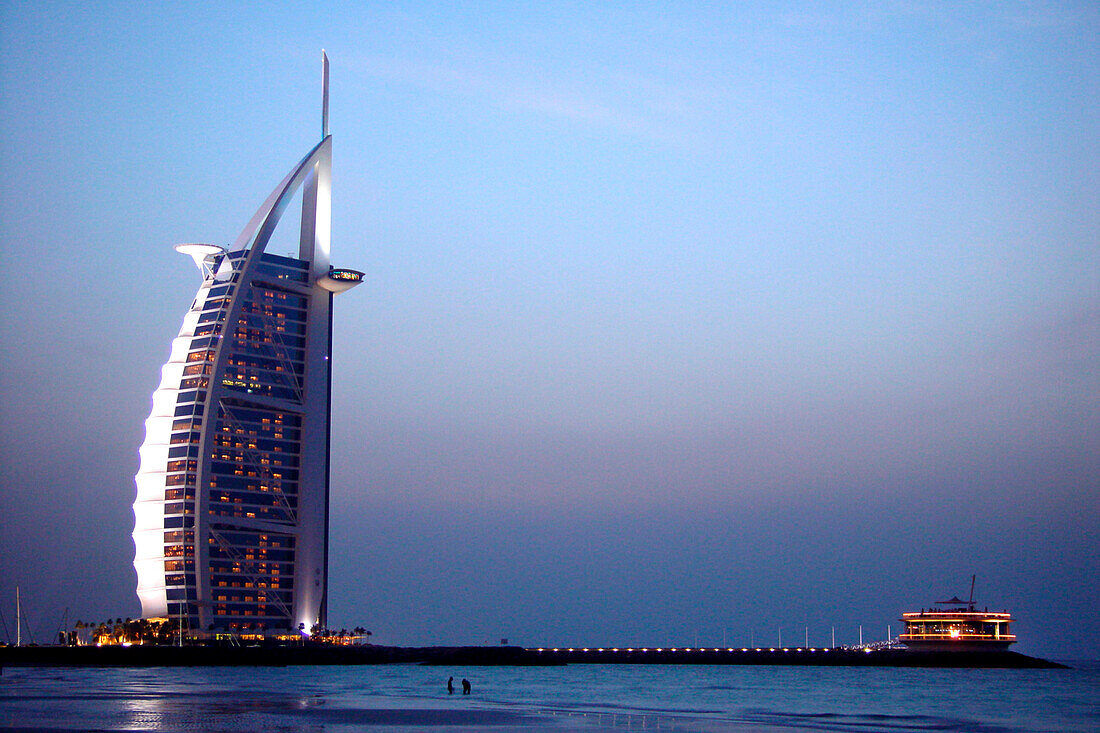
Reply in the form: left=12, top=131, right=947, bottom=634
left=0, top=644, right=1067, bottom=669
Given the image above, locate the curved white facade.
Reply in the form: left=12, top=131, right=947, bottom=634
left=132, top=54, right=359, bottom=634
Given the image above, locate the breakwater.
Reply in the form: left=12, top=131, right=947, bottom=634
left=526, top=645, right=1064, bottom=668
left=0, top=644, right=1064, bottom=668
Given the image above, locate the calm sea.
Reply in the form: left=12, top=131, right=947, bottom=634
left=2, top=661, right=1097, bottom=732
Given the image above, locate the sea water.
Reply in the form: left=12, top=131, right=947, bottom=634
left=2, top=661, right=1097, bottom=731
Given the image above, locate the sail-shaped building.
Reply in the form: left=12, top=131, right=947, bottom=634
left=132, top=53, right=361, bottom=636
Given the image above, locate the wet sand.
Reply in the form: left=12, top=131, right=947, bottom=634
left=1, top=685, right=790, bottom=732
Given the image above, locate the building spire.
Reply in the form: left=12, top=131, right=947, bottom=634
left=321, top=50, right=330, bottom=138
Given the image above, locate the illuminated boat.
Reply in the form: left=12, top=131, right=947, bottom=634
left=899, top=576, right=1016, bottom=652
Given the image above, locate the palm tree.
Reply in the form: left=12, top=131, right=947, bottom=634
left=151, top=619, right=171, bottom=645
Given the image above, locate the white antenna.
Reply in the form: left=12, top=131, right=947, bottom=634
left=321, top=50, right=330, bottom=138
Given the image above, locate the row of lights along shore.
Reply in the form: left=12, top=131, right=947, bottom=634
left=534, top=647, right=870, bottom=653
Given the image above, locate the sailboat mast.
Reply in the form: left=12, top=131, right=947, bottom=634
left=16, top=585, right=20, bottom=647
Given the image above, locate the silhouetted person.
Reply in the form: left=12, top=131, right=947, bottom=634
left=447, top=676, right=454, bottom=695
left=461, top=678, right=471, bottom=695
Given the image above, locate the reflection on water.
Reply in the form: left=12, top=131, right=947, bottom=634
left=1, top=662, right=1097, bottom=732
left=117, top=689, right=330, bottom=732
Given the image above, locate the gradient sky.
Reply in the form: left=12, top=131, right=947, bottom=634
left=1, top=2, right=1097, bottom=659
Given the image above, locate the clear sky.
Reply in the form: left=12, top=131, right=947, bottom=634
left=1, top=2, right=1097, bottom=658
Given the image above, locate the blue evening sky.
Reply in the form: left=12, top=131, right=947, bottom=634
left=1, top=2, right=1097, bottom=658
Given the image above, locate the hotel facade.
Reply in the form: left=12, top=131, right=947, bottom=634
left=132, top=54, right=361, bottom=635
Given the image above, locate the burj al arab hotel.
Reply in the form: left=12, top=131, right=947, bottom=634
left=132, top=53, right=361, bottom=636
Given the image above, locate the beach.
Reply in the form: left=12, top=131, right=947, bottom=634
left=2, top=661, right=1097, bottom=732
